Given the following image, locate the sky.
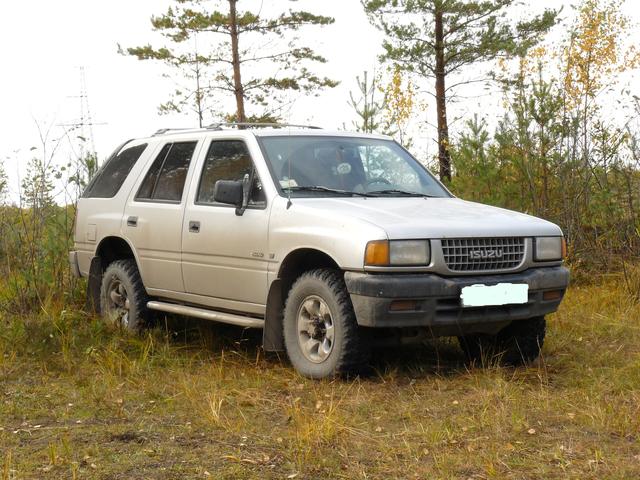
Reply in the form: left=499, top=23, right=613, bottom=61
left=1, top=0, right=639, bottom=202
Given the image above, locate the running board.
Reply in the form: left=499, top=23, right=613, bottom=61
left=146, top=301, right=264, bottom=328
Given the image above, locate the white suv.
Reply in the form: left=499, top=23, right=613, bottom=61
left=70, top=124, right=569, bottom=378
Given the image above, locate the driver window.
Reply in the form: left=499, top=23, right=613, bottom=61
left=196, top=140, right=265, bottom=206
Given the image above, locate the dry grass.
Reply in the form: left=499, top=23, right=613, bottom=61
left=1, top=277, right=639, bottom=479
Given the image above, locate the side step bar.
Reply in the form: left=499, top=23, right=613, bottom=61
left=147, top=301, right=264, bottom=328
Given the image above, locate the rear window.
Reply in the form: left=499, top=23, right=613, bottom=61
left=136, top=141, right=197, bottom=202
left=83, top=143, right=148, bottom=198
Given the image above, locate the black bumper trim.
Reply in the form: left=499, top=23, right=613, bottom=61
left=344, top=266, right=569, bottom=332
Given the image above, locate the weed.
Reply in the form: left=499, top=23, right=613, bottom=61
left=47, top=442, right=57, bottom=466
left=0, top=279, right=639, bottom=478
left=622, top=261, right=640, bottom=303
left=2, top=451, right=11, bottom=480
left=205, top=393, right=225, bottom=426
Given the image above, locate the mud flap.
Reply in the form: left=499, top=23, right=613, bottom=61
left=86, top=256, right=103, bottom=314
left=263, top=279, right=285, bottom=351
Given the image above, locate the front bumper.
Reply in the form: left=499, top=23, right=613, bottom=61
left=344, top=266, right=569, bottom=335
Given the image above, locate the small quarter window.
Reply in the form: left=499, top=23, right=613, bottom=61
left=136, top=141, right=197, bottom=202
left=197, top=140, right=265, bottom=205
left=83, top=143, right=147, bottom=198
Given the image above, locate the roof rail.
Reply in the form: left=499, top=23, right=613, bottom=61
left=151, top=127, right=203, bottom=136
left=205, top=122, right=322, bottom=130
left=152, top=122, right=322, bottom=136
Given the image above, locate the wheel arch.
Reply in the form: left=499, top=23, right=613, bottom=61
left=263, top=248, right=342, bottom=351
left=95, top=236, right=138, bottom=267
left=87, top=236, right=141, bottom=313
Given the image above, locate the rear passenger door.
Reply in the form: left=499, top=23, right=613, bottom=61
left=181, top=138, right=270, bottom=309
left=123, top=139, right=202, bottom=293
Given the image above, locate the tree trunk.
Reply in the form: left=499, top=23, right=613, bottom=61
left=540, top=124, right=548, bottom=215
left=434, top=8, right=451, bottom=182
left=229, top=0, right=246, bottom=123
left=194, top=53, right=204, bottom=128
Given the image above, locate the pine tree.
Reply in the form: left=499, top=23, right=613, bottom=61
left=348, top=71, right=385, bottom=134
left=122, top=0, right=338, bottom=125
left=363, top=0, right=559, bottom=181
left=0, top=160, right=7, bottom=203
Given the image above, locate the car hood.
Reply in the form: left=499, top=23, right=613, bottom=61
left=293, top=197, right=562, bottom=238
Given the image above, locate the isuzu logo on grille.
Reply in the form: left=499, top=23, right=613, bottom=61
left=468, top=248, right=504, bottom=259
left=442, top=238, right=523, bottom=272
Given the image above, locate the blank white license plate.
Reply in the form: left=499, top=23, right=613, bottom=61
left=460, top=283, right=528, bottom=308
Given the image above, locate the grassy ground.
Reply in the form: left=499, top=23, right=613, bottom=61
left=1, top=279, right=639, bottom=479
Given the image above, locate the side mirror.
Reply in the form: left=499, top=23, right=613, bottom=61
left=213, top=180, right=243, bottom=207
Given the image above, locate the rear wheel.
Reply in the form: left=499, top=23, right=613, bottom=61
left=458, top=316, right=546, bottom=366
left=100, top=259, right=149, bottom=332
left=283, top=269, right=370, bottom=378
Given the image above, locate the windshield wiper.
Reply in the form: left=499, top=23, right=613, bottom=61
left=368, top=189, right=434, bottom=197
left=284, top=185, right=373, bottom=197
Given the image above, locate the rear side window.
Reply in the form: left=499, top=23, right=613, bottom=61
left=196, top=140, right=265, bottom=205
left=136, top=141, right=197, bottom=202
left=83, top=143, right=147, bottom=198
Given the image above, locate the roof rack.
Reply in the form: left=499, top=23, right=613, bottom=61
left=152, top=122, right=322, bottom=136
left=206, top=122, right=322, bottom=130
left=152, top=127, right=201, bottom=136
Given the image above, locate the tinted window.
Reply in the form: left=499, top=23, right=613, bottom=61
left=197, top=140, right=265, bottom=205
left=83, top=143, right=147, bottom=198
left=136, top=142, right=196, bottom=202
left=137, top=144, right=169, bottom=199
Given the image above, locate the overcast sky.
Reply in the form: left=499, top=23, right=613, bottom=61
left=1, top=0, right=639, bottom=201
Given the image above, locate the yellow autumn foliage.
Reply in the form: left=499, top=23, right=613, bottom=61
left=562, top=0, right=640, bottom=108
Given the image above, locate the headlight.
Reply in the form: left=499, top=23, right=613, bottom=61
left=390, top=240, right=431, bottom=265
left=365, top=240, right=431, bottom=266
left=534, top=236, right=565, bottom=261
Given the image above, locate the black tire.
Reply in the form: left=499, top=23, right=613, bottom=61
left=99, top=259, right=149, bottom=332
left=283, top=269, right=370, bottom=379
left=458, top=316, right=546, bottom=366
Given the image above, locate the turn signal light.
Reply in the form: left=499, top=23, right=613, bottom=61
left=365, top=240, right=390, bottom=266
left=389, top=300, right=419, bottom=312
left=543, top=290, right=563, bottom=301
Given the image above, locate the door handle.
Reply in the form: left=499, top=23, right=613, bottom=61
left=189, top=221, right=200, bottom=233
left=127, top=216, right=138, bottom=227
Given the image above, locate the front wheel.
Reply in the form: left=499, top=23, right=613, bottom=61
left=458, top=316, right=546, bottom=366
left=100, top=259, right=149, bottom=332
left=283, top=269, right=370, bottom=379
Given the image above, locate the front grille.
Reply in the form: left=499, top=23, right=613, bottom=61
left=441, top=237, right=525, bottom=272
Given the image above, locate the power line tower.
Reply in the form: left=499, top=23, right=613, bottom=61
left=77, top=66, right=96, bottom=161
left=58, top=67, right=106, bottom=191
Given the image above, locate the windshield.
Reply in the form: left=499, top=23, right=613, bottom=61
left=257, top=136, right=450, bottom=198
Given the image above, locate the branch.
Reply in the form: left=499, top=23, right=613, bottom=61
left=444, top=4, right=506, bottom=38
left=444, top=77, right=490, bottom=93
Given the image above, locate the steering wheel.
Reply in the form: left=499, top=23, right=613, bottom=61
left=365, top=177, right=392, bottom=187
